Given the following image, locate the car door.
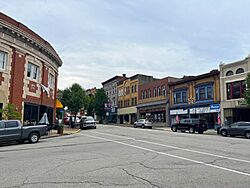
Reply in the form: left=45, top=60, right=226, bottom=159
left=5, top=121, right=21, bottom=141
left=227, top=123, right=238, bottom=136
left=0, top=121, right=6, bottom=141
left=237, top=123, right=248, bottom=136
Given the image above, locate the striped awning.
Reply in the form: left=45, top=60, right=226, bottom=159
left=56, top=99, right=63, bottom=109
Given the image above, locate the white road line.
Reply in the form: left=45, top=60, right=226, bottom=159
left=83, top=133, right=250, bottom=177
left=89, top=131, right=250, bottom=164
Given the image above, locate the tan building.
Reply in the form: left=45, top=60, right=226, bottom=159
left=117, top=74, right=154, bottom=124
left=220, top=56, right=250, bottom=125
left=169, top=70, right=220, bottom=128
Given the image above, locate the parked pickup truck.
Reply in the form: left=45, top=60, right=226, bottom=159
left=0, top=120, right=47, bottom=144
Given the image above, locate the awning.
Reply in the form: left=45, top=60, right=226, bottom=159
left=56, top=99, right=63, bottom=109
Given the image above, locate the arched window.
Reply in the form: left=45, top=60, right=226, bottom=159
left=226, top=71, right=233, bottom=76
left=236, top=68, right=244, bottom=74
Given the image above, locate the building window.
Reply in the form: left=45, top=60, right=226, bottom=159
left=141, top=91, right=144, bottom=99
left=226, top=71, right=233, bottom=76
left=27, top=62, right=39, bottom=81
left=158, top=87, right=161, bottom=96
left=227, top=80, right=246, bottom=100
left=148, top=89, right=151, bottom=98
left=195, top=85, right=213, bottom=101
left=236, top=68, right=244, bottom=74
left=131, top=85, right=134, bottom=93
left=48, top=73, right=54, bottom=88
left=174, top=90, right=187, bottom=104
left=134, top=85, right=137, bottom=92
left=0, top=51, right=7, bottom=70
left=144, top=90, right=147, bottom=98
left=153, top=88, right=157, bottom=97
left=162, top=86, right=166, bottom=96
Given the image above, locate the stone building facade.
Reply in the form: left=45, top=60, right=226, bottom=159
left=220, top=56, right=250, bottom=125
left=0, top=13, right=62, bottom=124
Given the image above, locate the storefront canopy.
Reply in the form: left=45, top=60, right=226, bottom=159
left=56, top=99, right=63, bottom=109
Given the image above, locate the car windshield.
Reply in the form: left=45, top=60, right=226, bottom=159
left=86, top=117, right=94, bottom=121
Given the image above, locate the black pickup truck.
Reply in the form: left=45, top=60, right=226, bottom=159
left=0, top=120, right=47, bottom=144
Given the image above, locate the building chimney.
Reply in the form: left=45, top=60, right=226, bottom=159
left=122, top=74, right=126, bottom=77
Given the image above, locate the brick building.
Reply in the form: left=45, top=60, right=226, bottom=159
left=102, top=74, right=127, bottom=123
left=117, top=74, right=154, bottom=124
left=0, top=13, right=62, bottom=124
left=137, top=77, right=179, bottom=126
left=169, top=70, right=220, bottom=129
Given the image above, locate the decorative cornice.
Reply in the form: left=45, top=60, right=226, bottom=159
left=0, top=12, right=62, bottom=67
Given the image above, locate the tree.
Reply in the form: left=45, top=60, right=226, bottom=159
left=0, top=104, right=21, bottom=120
left=85, top=94, right=95, bottom=116
left=244, top=73, right=250, bottom=105
left=61, top=83, right=87, bottom=121
left=93, top=88, right=108, bottom=122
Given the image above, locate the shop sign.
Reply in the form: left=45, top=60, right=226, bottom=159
left=195, top=107, right=210, bottom=114
left=189, top=108, right=196, bottom=114
left=170, top=109, right=188, bottom=115
left=210, top=104, right=220, bottom=112
left=238, top=99, right=248, bottom=107
left=146, top=113, right=151, bottom=116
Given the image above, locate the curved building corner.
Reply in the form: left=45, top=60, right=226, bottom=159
left=0, top=12, right=63, bottom=124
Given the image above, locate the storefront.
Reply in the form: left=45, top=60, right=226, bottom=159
left=23, top=103, right=54, bottom=126
left=170, top=103, right=220, bottom=129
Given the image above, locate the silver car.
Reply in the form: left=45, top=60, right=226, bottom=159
left=80, top=116, right=96, bottom=130
left=133, top=119, right=152, bottom=129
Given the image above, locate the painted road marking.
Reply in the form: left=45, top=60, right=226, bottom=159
left=83, top=133, right=250, bottom=177
left=88, top=131, right=250, bottom=164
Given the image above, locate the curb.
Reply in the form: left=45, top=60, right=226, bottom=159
left=41, top=129, right=81, bottom=139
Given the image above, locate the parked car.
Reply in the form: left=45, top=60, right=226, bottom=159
left=80, top=116, right=96, bottom=129
left=171, top=118, right=207, bottom=134
left=133, top=119, right=152, bottom=129
left=0, top=120, right=48, bottom=144
left=220, top=121, right=250, bottom=139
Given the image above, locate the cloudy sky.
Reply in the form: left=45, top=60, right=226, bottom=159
left=1, top=0, right=250, bottom=89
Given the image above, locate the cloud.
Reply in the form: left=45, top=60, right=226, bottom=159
left=58, top=40, right=215, bottom=89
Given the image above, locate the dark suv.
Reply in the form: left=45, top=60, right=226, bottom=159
left=220, top=122, right=250, bottom=139
left=171, top=118, right=207, bottom=134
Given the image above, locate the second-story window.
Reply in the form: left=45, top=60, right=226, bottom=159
left=148, top=89, right=151, bottom=98
left=134, top=85, right=137, bottom=92
left=141, top=91, right=144, bottom=99
left=48, top=73, right=55, bottom=88
left=162, top=86, right=166, bottom=96
left=158, top=87, right=161, bottom=96
left=144, top=90, right=147, bottom=98
left=131, top=85, right=134, bottom=93
left=153, top=88, right=157, bottom=97
left=0, top=51, right=7, bottom=70
left=174, top=90, right=187, bottom=104
left=227, top=80, right=246, bottom=100
left=195, top=85, right=213, bottom=101
left=27, top=62, right=39, bottom=81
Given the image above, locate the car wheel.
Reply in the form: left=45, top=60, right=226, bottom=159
left=189, top=127, right=195, bottom=133
left=141, top=124, right=145, bottom=129
left=198, top=131, right=204, bottom=134
left=28, top=132, right=40, bottom=144
left=133, top=124, right=137, bottom=128
left=171, top=126, right=177, bottom=132
left=93, top=126, right=97, bottom=129
left=221, top=130, right=228, bottom=137
left=245, top=131, right=250, bottom=139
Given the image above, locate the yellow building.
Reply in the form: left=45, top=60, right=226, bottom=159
left=117, top=74, right=154, bottom=124
left=169, top=70, right=220, bottom=128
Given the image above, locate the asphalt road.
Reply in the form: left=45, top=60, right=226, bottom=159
left=0, top=124, right=249, bottom=188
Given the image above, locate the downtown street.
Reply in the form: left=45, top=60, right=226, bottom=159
left=0, top=125, right=249, bottom=188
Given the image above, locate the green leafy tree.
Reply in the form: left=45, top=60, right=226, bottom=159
left=93, top=88, right=108, bottom=121
left=85, top=94, right=95, bottom=116
left=61, top=83, right=87, bottom=121
left=244, top=73, right=250, bottom=105
left=0, top=104, right=21, bottom=120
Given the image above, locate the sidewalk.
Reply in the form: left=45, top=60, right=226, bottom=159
left=42, top=127, right=81, bottom=139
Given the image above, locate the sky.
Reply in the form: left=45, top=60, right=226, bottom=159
left=1, top=0, right=250, bottom=89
